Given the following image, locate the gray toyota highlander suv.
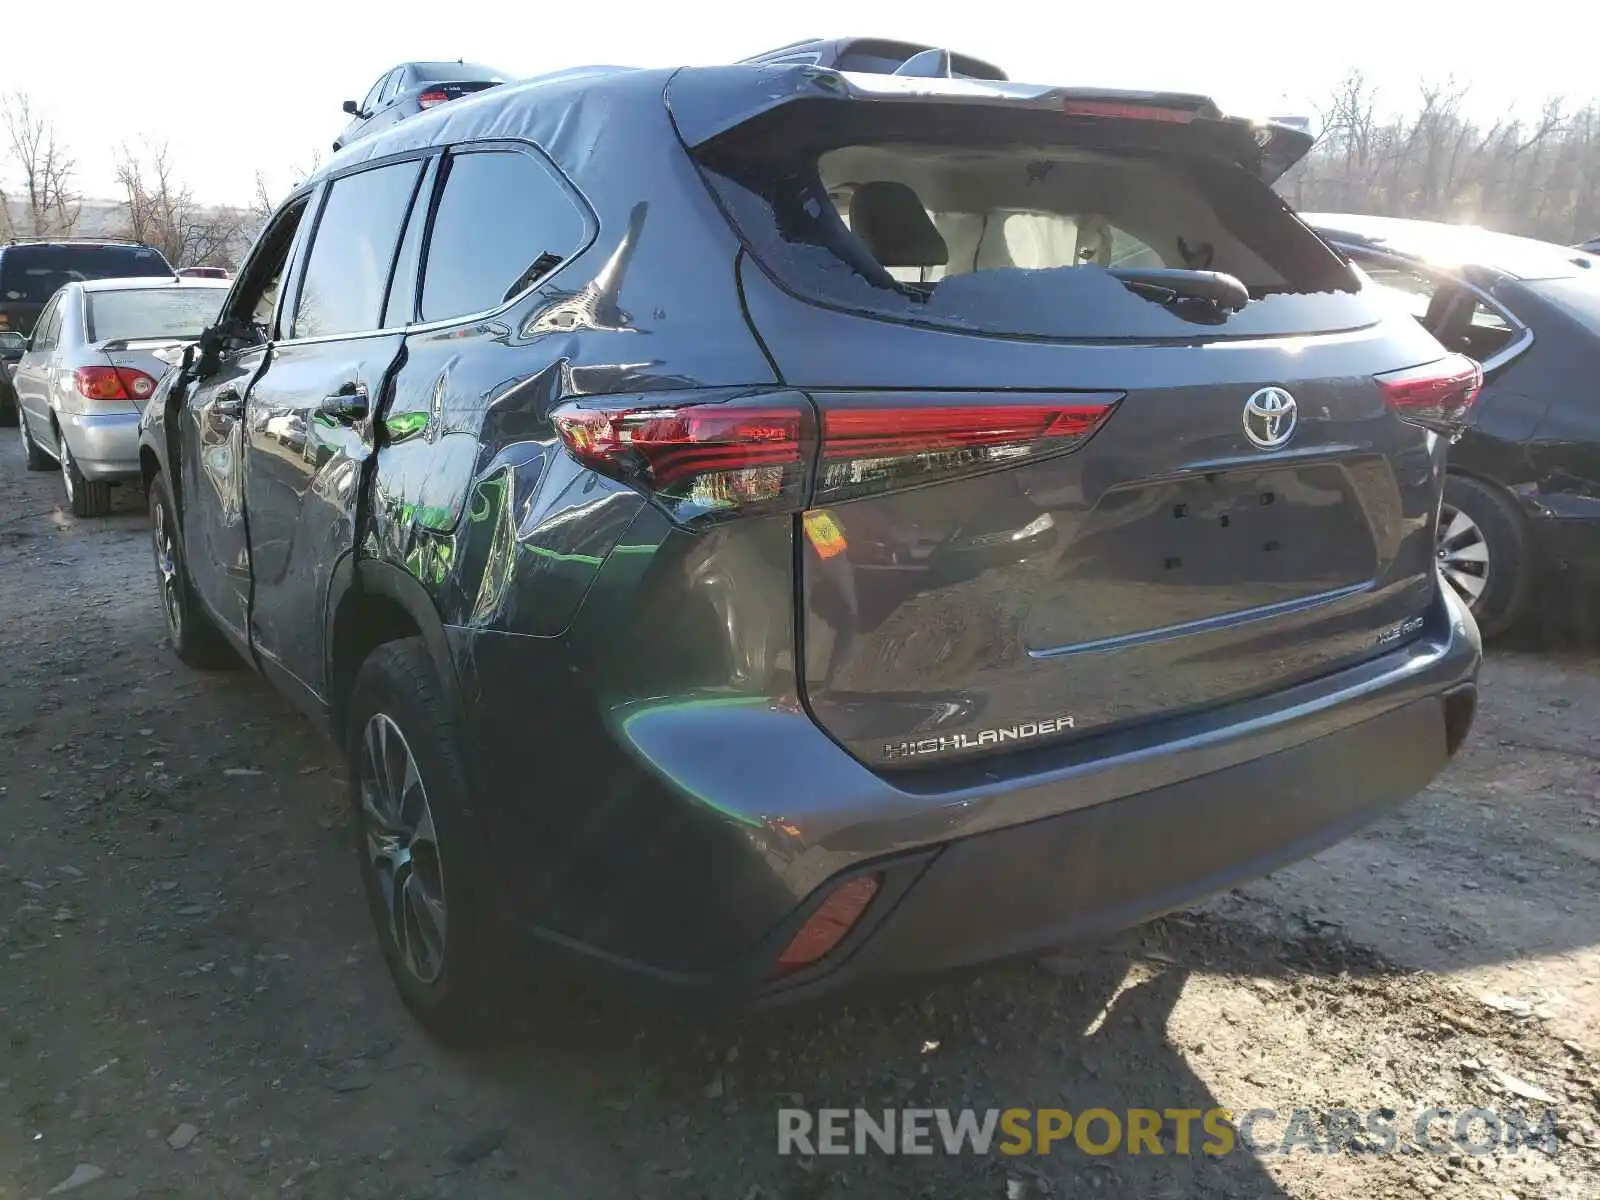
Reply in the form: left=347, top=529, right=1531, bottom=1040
left=139, top=52, right=1482, bottom=1041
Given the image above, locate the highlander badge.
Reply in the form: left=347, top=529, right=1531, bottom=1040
left=883, top=716, right=1075, bottom=761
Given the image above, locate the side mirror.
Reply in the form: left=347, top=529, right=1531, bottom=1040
left=342, top=100, right=361, bottom=116
left=194, top=326, right=224, bottom=381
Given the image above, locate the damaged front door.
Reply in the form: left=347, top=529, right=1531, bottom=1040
left=241, top=157, right=427, bottom=708
left=178, top=196, right=312, bottom=648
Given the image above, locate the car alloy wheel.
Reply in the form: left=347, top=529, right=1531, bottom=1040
left=358, top=713, right=448, bottom=985
left=1436, top=501, right=1490, bottom=609
left=151, top=494, right=183, bottom=643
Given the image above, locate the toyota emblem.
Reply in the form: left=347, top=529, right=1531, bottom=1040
left=1243, top=387, right=1298, bottom=450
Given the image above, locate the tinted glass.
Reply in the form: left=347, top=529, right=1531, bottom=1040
left=420, top=150, right=587, bottom=322
left=382, top=164, right=433, bottom=328
left=412, top=62, right=504, bottom=82
left=0, top=244, right=170, bottom=302
left=294, top=161, right=423, bottom=339
left=86, top=288, right=226, bottom=343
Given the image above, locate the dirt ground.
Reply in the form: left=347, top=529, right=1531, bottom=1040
left=1, top=433, right=1596, bottom=1200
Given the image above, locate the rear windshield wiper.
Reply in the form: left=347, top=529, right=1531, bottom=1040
left=1109, top=268, right=1250, bottom=321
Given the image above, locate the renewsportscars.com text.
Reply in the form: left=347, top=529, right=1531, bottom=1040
left=777, top=1106, right=1561, bottom=1157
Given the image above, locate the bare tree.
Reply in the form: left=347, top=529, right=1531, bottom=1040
left=114, top=140, right=248, bottom=268
left=1, top=91, right=79, bottom=236
left=1281, top=81, right=1600, bottom=244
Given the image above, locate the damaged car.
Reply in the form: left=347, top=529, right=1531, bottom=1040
left=140, top=51, right=1481, bottom=1041
left=1308, top=213, right=1600, bottom=634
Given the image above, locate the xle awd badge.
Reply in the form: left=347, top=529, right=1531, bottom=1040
left=883, top=716, right=1075, bottom=761
left=1243, top=387, right=1298, bottom=450
left=1375, top=615, right=1426, bottom=646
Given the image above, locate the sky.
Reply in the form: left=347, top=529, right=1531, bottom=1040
left=5, top=0, right=1595, bottom=207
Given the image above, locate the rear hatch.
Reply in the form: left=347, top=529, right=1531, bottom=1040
left=672, top=67, right=1470, bottom=769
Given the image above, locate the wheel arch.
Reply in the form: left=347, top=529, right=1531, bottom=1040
left=324, top=555, right=465, bottom=741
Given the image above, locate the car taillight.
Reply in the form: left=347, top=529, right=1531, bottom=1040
left=417, top=89, right=450, bottom=109
left=551, top=392, right=815, bottom=524
left=1376, top=354, right=1482, bottom=434
left=74, top=366, right=158, bottom=401
left=774, top=874, right=881, bottom=976
left=551, top=390, right=1120, bottom=524
left=815, top=397, right=1120, bottom=504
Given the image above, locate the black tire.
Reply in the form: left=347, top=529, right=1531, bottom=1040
left=1439, top=473, right=1531, bottom=638
left=18, top=411, right=53, bottom=471
left=148, top=474, right=238, bottom=669
left=59, top=431, right=113, bottom=518
left=347, top=639, right=505, bottom=1045
left=0, top=391, right=17, bottom=428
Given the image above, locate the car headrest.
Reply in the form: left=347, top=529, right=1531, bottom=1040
left=849, top=181, right=948, bottom=269
left=1424, top=283, right=1475, bottom=350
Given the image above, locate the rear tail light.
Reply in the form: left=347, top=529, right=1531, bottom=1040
left=816, top=398, right=1119, bottom=504
left=774, top=874, right=881, bottom=975
left=1376, top=353, right=1482, bottom=434
left=551, top=393, right=815, bottom=523
left=74, top=366, right=157, bottom=401
left=550, top=390, right=1120, bottom=525
left=417, top=89, right=450, bottom=109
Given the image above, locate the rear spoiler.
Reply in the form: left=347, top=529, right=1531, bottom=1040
left=666, top=66, right=1316, bottom=185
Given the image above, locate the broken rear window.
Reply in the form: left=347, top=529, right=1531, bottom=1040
left=691, top=113, right=1385, bottom=341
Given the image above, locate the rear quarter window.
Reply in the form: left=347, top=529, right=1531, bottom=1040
left=417, top=147, right=589, bottom=323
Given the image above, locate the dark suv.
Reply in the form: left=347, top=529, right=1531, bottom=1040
left=0, top=238, right=174, bottom=424
left=140, top=57, right=1482, bottom=1040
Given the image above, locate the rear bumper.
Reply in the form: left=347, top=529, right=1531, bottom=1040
left=60, top=410, right=141, bottom=479
left=464, top=582, right=1480, bottom=1008
left=763, top=684, right=1472, bottom=1002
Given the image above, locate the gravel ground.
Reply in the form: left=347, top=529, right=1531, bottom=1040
left=0, top=433, right=1597, bottom=1200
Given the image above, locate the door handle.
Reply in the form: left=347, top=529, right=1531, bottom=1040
left=213, top=388, right=243, bottom=419
left=318, top=382, right=369, bottom=424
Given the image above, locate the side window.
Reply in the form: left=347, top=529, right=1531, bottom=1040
left=1354, top=255, right=1520, bottom=362
left=382, top=160, right=436, bottom=329
left=222, top=194, right=311, bottom=345
left=381, top=69, right=409, bottom=104
left=33, top=297, right=62, bottom=351
left=1355, top=258, right=1439, bottom=321
left=360, top=73, right=389, bottom=115
left=418, top=148, right=588, bottom=323
left=293, top=160, right=425, bottom=339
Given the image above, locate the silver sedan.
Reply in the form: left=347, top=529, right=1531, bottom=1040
left=13, top=277, right=227, bottom=516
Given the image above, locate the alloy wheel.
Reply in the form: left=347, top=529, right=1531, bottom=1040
left=358, top=714, right=448, bottom=985
left=151, top=497, right=183, bottom=643
left=1437, top=502, right=1490, bottom=609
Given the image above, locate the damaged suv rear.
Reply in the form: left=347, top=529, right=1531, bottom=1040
left=142, top=57, right=1481, bottom=1040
